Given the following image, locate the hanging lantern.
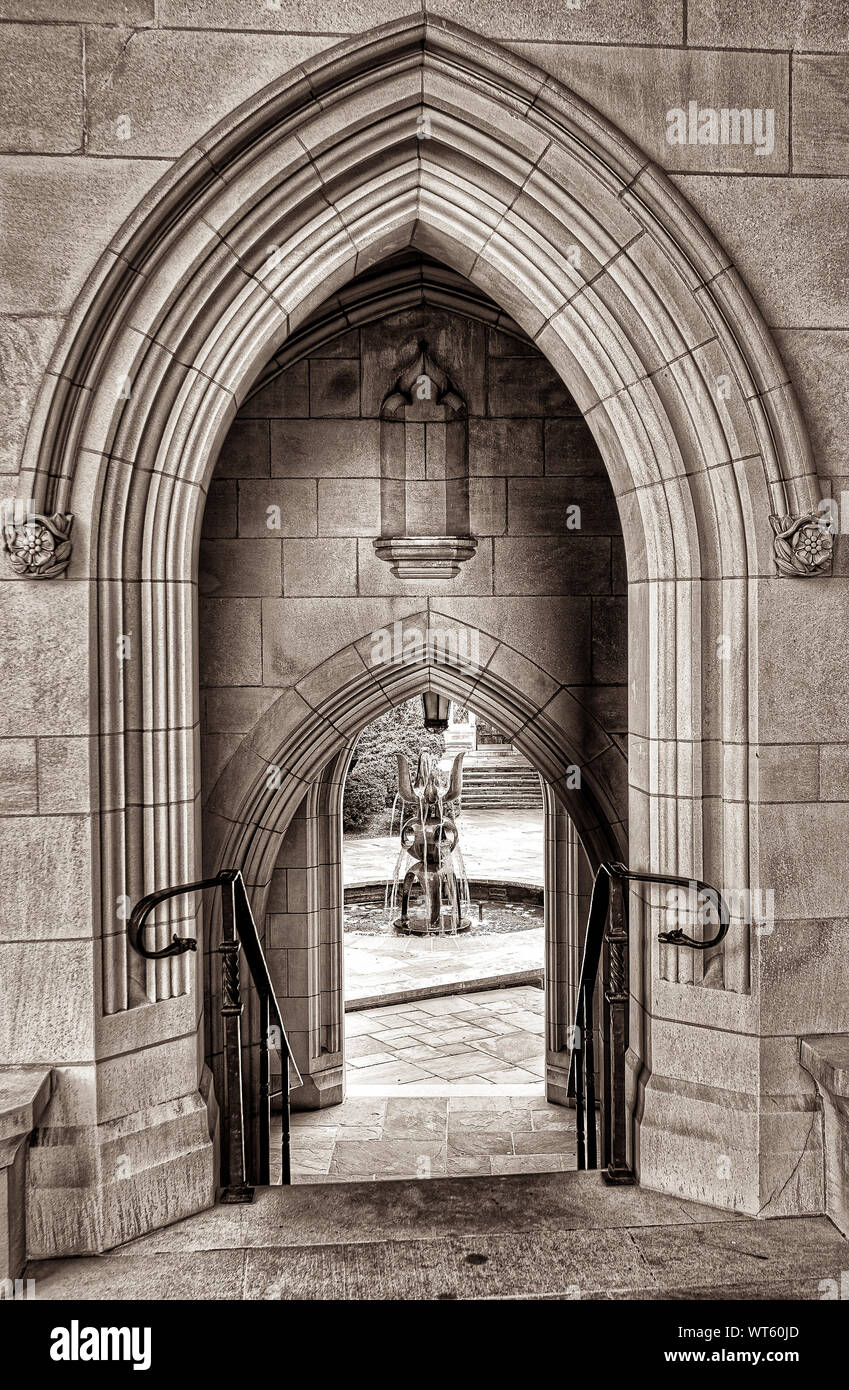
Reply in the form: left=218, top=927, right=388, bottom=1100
left=421, top=692, right=451, bottom=731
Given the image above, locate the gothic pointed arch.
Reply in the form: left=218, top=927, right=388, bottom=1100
left=7, top=12, right=824, bottom=1018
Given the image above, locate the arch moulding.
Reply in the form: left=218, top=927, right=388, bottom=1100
left=199, top=620, right=621, bottom=1128
left=10, top=12, right=828, bottom=1228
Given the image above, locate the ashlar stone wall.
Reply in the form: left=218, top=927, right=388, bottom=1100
left=198, top=305, right=627, bottom=798
left=2, top=1, right=849, bottom=1249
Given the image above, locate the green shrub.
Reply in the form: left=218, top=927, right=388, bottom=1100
left=343, top=697, right=446, bottom=832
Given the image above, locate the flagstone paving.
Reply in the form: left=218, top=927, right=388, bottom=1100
left=345, top=984, right=546, bottom=1087
left=285, top=1091, right=577, bottom=1184
left=284, top=984, right=575, bottom=1184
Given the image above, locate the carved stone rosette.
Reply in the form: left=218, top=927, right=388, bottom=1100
left=2, top=510, right=73, bottom=578
left=769, top=513, right=833, bottom=578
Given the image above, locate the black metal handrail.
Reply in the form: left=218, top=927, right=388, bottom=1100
left=127, top=868, right=301, bottom=1199
left=568, top=864, right=730, bottom=1183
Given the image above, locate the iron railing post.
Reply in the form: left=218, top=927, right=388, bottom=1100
left=602, top=930, right=612, bottom=1171
left=282, top=1059, right=292, bottom=1187
left=125, top=867, right=301, bottom=1194
left=219, top=874, right=253, bottom=1204
left=604, top=873, right=633, bottom=1184
left=583, top=980, right=597, bottom=1170
left=573, top=1009, right=586, bottom=1170
left=567, top=861, right=730, bottom=1183
left=258, top=992, right=271, bottom=1187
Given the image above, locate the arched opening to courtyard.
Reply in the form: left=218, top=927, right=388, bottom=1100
left=256, top=683, right=606, bottom=1185
left=316, top=695, right=555, bottom=1184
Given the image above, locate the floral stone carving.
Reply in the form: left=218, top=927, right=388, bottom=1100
left=769, top=514, right=833, bottom=578
left=2, top=511, right=73, bottom=578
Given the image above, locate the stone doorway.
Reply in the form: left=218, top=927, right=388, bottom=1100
left=196, top=257, right=629, bottom=1176
left=13, top=18, right=830, bottom=1257
left=251, top=679, right=611, bottom=1122
left=260, top=716, right=599, bottom=1183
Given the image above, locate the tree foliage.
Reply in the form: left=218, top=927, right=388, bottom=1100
left=343, top=697, right=446, bottom=832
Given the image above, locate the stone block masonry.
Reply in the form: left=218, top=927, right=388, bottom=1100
left=1, top=5, right=848, bottom=1262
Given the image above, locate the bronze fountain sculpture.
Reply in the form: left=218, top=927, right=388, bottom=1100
left=393, top=749, right=471, bottom=935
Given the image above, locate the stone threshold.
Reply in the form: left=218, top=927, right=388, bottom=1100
left=346, top=1082, right=545, bottom=1097
left=346, top=968, right=544, bottom=1011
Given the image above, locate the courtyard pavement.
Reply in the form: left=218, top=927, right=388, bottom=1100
left=344, top=926, right=543, bottom=1003
left=287, top=1092, right=576, bottom=1184
left=342, top=984, right=545, bottom=1088
left=343, top=807, right=544, bottom=886
left=286, top=984, right=569, bottom=1184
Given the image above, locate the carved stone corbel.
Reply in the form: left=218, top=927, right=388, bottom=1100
left=769, top=513, right=832, bottom=578
left=374, top=341, right=477, bottom=579
left=1, top=510, right=73, bottom=578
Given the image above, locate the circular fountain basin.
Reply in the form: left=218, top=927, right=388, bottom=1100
left=393, top=911, right=472, bottom=936
left=345, top=880, right=543, bottom=936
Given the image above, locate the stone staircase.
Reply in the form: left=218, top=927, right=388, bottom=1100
left=458, top=747, right=543, bottom=810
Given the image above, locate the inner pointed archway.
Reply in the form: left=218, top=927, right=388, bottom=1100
left=203, top=627, right=620, bottom=1138
left=275, top=694, right=581, bottom=1186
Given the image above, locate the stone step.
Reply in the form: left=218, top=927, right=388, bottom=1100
left=462, top=789, right=540, bottom=797
left=462, top=768, right=539, bottom=778
left=458, top=761, right=544, bottom=806
left=459, top=758, right=544, bottom=807
left=451, top=774, right=536, bottom=783
left=461, top=792, right=540, bottom=799
left=462, top=757, right=536, bottom=765
left=461, top=795, right=541, bottom=804
left=461, top=803, right=541, bottom=810
left=27, top=1171, right=849, bottom=1301
left=461, top=788, right=541, bottom=796
left=461, top=770, right=541, bottom=792
left=460, top=787, right=541, bottom=794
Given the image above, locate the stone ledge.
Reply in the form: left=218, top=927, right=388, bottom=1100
left=801, top=1035, right=849, bottom=1237
left=25, top=1084, right=216, bottom=1259
left=346, top=968, right=544, bottom=1012
left=0, top=1066, right=53, bottom=1281
left=801, top=1035, right=849, bottom=1097
left=0, top=1067, right=52, bottom=1147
